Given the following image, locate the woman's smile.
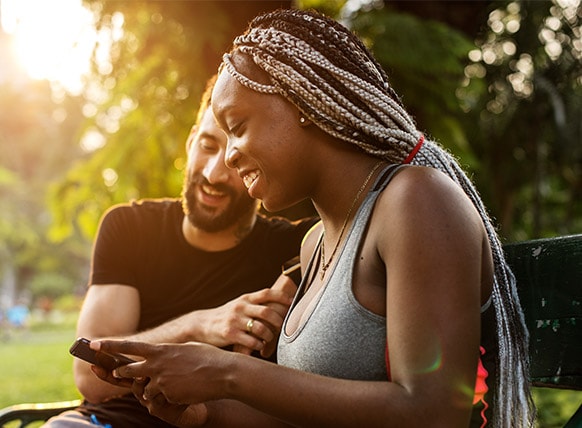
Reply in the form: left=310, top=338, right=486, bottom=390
left=242, top=170, right=260, bottom=191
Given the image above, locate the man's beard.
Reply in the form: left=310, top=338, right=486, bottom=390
left=182, top=173, right=256, bottom=233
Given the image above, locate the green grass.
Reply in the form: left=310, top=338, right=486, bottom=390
left=0, top=325, right=81, bottom=408
left=0, top=324, right=580, bottom=427
left=532, top=387, right=582, bottom=428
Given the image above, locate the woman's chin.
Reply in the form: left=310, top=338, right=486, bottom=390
left=260, top=197, right=305, bottom=214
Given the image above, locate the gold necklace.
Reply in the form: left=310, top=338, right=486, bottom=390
left=320, top=161, right=383, bottom=280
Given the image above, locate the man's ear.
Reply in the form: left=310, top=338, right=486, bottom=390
left=186, top=125, right=199, bottom=150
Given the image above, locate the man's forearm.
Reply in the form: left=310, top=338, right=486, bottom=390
left=127, top=310, right=207, bottom=344
left=74, top=360, right=130, bottom=403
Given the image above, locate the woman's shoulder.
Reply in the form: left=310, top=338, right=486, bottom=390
left=385, top=165, right=465, bottom=197
left=379, top=165, right=477, bottom=215
left=374, top=165, right=485, bottom=245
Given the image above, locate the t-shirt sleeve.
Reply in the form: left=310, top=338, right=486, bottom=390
left=90, top=204, right=140, bottom=287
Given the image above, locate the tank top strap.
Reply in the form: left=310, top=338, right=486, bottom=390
left=297, top=163, right=407, bottom=295
left=346, top=163, right=407, bottom=240
left=372, top=163, right=407, bottom=193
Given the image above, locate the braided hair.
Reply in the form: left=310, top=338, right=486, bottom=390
left=220, top=8, right=534, bottom=427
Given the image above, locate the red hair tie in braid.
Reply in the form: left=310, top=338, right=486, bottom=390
left=403, top=134, right=424, bottom=164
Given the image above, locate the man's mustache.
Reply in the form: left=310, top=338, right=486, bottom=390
left=188, top=174, right=234, bottom=197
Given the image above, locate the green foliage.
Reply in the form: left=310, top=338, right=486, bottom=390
left=351, top=7, right=478, bottom=164
left=457, top=0, right=582, bottom=239
left=28, top=273, right=75, bottom=301
left=297, top=0, right=347, bottom=17
left=52, top=294, right=84, bottom=314
left=0, top=167, right=17, bottom=185
left=352, top=1, right=582, bottom=240
left=0, top=80, right=90, bottom=303
left=50, top=1, right=291, bottom=241
left=42, top=0, right=581, bottom=245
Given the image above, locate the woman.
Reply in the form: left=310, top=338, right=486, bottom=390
left=93, top=9, right=535, bottom=427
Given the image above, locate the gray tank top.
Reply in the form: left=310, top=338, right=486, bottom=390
left=277, top=164, right=403, bottom=380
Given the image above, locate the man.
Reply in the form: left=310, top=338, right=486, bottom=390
left=43, top=76, right=316, bottom=428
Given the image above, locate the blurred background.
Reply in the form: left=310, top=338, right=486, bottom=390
left=0, top=0, right=580, bottom=425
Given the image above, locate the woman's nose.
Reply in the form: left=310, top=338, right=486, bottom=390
left=225, top=146, right=241, bottom=169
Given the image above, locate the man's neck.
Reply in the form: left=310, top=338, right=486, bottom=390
left=181, top=215, right=256, bottom=252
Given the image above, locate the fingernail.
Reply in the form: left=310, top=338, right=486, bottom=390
left=112, top=369, right=121, bottom=379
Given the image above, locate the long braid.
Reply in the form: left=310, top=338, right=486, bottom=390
left=221, top=9, right=534, bottom=426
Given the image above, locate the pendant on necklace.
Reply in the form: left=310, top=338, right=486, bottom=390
left=319, top=237, right=328, bottom=280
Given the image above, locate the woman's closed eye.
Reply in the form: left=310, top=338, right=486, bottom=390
left=228, top=121, right=245, bottom=138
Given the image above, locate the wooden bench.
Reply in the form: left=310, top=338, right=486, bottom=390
left=1, top=234, right=581, bottom=427
left=504, top=234, right=582, bottom=427
left=0, top=399, right=82, bottom=427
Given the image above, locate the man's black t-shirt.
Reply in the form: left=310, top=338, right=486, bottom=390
left=79, top=198, right=316, bottom=427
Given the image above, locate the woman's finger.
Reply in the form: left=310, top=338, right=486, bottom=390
left=113, top=360, right=147, bottom=379
left=91, top=339, right=152, bottom=358
left=143, top=380, right=162, bottom=402
left=131, top=377, right=148, bottom=403
left=90, top=365, right=133, bottom=388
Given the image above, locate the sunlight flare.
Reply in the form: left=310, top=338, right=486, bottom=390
left=1, top=0, right=96, bottom=93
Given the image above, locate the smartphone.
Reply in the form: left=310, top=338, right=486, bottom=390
left=69, top=337, right=136, bottom=371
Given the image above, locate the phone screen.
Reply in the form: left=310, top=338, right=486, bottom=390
left=69, top=337, right=136, bottom=371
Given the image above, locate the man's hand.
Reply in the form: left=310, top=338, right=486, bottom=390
left=195, top=273, right=297, bottom=356
left=232, top=273, right=297, bottom=357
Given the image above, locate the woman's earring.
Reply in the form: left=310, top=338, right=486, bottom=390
left=299, top=116, right=306, bottom=124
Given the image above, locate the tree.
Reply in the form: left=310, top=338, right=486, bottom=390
left=0, top=79, right=89, bottom=306
left=51, top=1, right=292, bottom=241
left=48, top=0, right=581, bottom=245
left=350, top=0, right=582, bottom=240
left=459, top=0, right=581, bottom=239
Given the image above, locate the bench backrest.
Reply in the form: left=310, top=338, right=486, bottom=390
left=504, top=234, right=582, bottom=390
